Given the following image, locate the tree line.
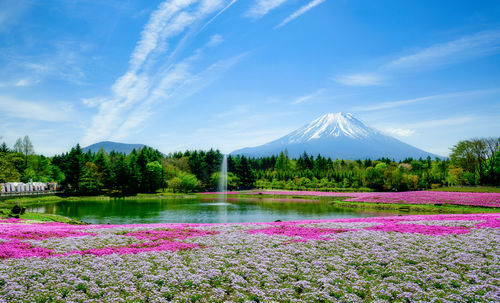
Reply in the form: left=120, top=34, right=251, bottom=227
left=0, top=136, right=498, bottom=194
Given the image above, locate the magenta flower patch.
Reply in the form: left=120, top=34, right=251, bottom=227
left=1, top=230, right=94, bottom=240
left=0, top=240, right=54, bottom=259
left=205, top=190, right=500, bottom=207
left=365, top=223, right=470, bottom=235
left=0, top=213, right=498, bottom=260
left=248, top=226, right=350, bottom=241
left=66, top=241, right=199, bottom=257
left=0, top=214, right=499, bottom=302
left=125, top=228, right=218, bottom=241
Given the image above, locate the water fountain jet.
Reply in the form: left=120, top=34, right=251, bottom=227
left=217, top=154, right=228, bottom=202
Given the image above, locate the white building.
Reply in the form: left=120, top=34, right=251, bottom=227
left=0, top=182, right=57, bottom=194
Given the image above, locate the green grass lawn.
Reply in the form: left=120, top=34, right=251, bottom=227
left=0, top=195, right=110, bottom=208
left=0, top=192, right=194, bottom=208
left=1, top=188, right=498, bottom=225
left=0, top=208, right=84, bottom=224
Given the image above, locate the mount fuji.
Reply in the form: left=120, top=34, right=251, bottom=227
left=231, top=113, right=442, bottom=160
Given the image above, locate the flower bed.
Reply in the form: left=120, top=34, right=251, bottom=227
left=205, top=190, right=500, bottom=208
left=0, top=214, right=499, bottom=302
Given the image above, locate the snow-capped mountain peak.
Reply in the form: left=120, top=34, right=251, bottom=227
left=283, top=112, right=379, bottom=143
left=231, top=112, right=442, bottom=160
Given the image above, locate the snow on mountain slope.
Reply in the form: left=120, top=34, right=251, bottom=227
left=232, top=112, right=443, bottom=160
left=282, top=113, right=379, bottom=143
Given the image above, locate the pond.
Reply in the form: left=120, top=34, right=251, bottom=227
left=27, top=196, right=400, bottom=224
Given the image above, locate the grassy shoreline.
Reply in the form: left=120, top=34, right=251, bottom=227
left=1, top=185, right=498, bottom=206
left=0, top=208, right=85, bottom=224
left=1, top=191, right=498, bottom=224
left=0, top=192, right=196, bottom=207
left=201, top=193, right=500, bottom=214
left=0, top=193, right=193, bottom=224
left=430, top=186, right=500, bottom=193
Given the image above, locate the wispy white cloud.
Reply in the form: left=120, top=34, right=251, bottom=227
left=0, top=0, right=31, bottom=32
left=224, top=111, right=296, bottom=131
left=275, top=0, right=325, bottom=28
left=337, top=30, right=500, bottom=89
left=214, top=105, right=249, bottom=118
left=82, top=0, right=224, bottom=145
left=200, top=0, right=237, bottom=31
left=14, top=78, right=37, bottom=87
left=353, top=95, right=436, bottom=112
left=405, top=116, right=475, bottom=129
left=0, top=40, right=91, bottom=86
left=0, top=96, right=74, bottom=122
left=207, top=34, right=224, bottom=47
left=379, top=115, right=484, bottom=139
left=383, top=128, right=415, bottom=137
left=81, top=0, right=245, bottom=146
left=0, top=78, right=38, bottom=88
left=151, top=52, right=249, bottom=106
left=246, top=0, right=288, bottom=19
left=335, top=73, right=382, bottom=87
left=165, top=111, right=296, bottom=153
left=352, top=89, right=498, bottom=111
left=291, top=88, right=326, bottom=104
left=22, top=62, right=50, bottom=73
left=386, top=30, right=500, bottom=70
left=81, top=97, right=107, bottom=108
left=128, top=0, right=196, bottom=72
left=110, top=52, right=248, bottom=140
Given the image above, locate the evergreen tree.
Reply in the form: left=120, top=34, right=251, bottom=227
left=79, top=162, right=103, bottom=194
left=111, top=154, right=129, bottom=194
left=64, top=144, right=84, bottom=193
left=94, top=149, right=113, bottom=191
left=0, top=142, right=9, bottom=153
left=237, top=156, right=255, bottom=189
left=144, top=161, right=163, bottom=193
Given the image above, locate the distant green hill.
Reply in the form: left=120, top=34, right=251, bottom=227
left=82, top=141, right=150, bottom=154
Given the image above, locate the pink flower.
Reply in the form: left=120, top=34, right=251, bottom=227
left=240, top=190, right=500, bottom=208
left=0, top=213, right=498, bottom=259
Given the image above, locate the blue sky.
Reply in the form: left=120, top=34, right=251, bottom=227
left=0, top=0, right=499, bottom=156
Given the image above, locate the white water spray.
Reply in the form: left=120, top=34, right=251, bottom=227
left=217, top=154, right=227, bottom=202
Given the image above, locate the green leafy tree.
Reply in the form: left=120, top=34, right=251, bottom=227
left=211, top=171, right=239, bottom=190
left=144, top=161, right=163, bottom=193
left=237, top=156, right=255, bottom=189
left=110, top=154, right=130, bottom=194
left=178, top=171, right=198, bottom=192
left=365, top=167, right=384, bottom=191
left=94, top=149, right=113, bottom=191
left=482, top=137, right=500, bottom=184
left=13, top=136, right=34, bottom=169
left=64, top=144, right=85, bottom=193
left=275, top=150, right=291, bottom=171
left=168, top=177, right=182, bottom=193
left=450, top=137, right=499, bottom=184
left=0, top=153, right=21, bottom=182
left=446, top=166, right=464, bottom=186
left=49, top=165, right=65, bottom=184
left=79, top=162, right=103, bottom=194
left=0, top=142, right=9, bottom=153
left=126, top=152, right=141, bottom=194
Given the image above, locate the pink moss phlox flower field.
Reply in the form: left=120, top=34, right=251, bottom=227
left=248, top=226, right=352, bottom=241
left=125, top=229, right=218, bottom=241
left=205, top=190, right=500, bottom=207
left=0, top=214, right=499, bottom=302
